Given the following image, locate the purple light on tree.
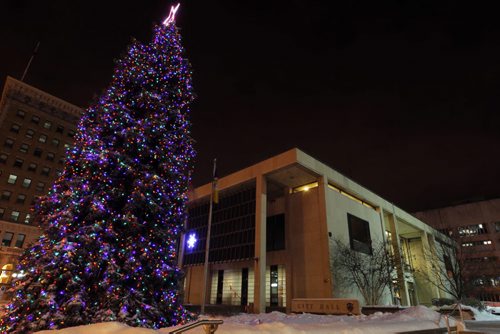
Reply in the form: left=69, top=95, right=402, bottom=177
left=1, top=4, right=195, bottom=332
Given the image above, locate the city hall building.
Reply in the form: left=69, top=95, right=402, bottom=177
left=181, top=149, right=454, bottom=313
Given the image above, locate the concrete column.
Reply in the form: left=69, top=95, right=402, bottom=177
left=284, top=186, right=293, bottom=313
left=317, top=175, right=334, bottom=297
left=253, top=174, right=267, bottom=313
left=422, top=232, right=442, bottom=298
left=378, top=209, right=395, bottom=303
left=387, top=210, right=410, bottom=306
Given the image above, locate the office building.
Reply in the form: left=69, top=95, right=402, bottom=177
left=414, top=199, right=500, bottom=302
left=0, top=76, right=81, bottom=298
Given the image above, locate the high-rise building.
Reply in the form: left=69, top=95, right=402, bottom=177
left=0, top=76, right=81, bottom=299
left=414, top=199, right=500, bottom=303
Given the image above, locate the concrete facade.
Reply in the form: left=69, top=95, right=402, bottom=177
left=0, top=77, right=81, bottom=299
left=414, top=199, right=500, bottom=302
left=182, top=149, right=454, bottom=312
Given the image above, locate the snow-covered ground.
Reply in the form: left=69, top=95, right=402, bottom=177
left=35, top=306, right=467, bottom=334
left=29, top=306, right=500, bottom=334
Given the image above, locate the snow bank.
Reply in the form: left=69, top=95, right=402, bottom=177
left=36, top=306, right=452, bottom=334
left=36, top=322, right=153, bottom=334
left=468, top=306, right=500, bottom=321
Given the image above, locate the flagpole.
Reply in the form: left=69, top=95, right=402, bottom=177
left=201, top=158, right=217, bottom=314
left=21, top=41, right=40, bottom=82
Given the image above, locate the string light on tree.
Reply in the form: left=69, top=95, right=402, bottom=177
left=1, top=3, right=195, bottom=332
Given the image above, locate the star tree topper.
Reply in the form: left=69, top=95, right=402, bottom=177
left=163, top=3, right=181, bottom=26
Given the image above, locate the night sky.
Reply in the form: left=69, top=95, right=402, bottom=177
left=1, top=1, right=500, bottom=212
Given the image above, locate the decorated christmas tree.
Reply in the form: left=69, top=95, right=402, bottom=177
left=1, top=4, right=195, bottom=332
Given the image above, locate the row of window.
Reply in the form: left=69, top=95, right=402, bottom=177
left=458, top=223, right=488, bottom=237
left=0, top=142, right=65, bottom=163
left=5, top=137, right=69, bottom=151
left=1, top=155, right=63, bottom=173
left=1, top=231, right=26, bottom=248
left=465, top=256, right=497, bottom=263
left=15, top=109, right=75, bottom=138
left=0, top=191, right=30, bottom=204
left=476, top=293, right=500, bottom=302
left=7, top=167, right=55, bottom=184
left=462, top=240, right=492, bottom=247
left=4, top=176, right=46, bottom=190
left=328, top=183, right=377, bottom=210
left=2, top=179, right=46, bottom=195
left=472, top=277, right=500, bottom=287
left=0, top=208, right=32, bottom=224
left=439, top=221, right=500, bottom=237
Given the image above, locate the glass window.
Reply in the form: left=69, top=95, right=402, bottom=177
left=267, top=214, right=285, bottom=251
left=0, top=154, right=8, bottom=163
left=46, top=152, right=55, bottom=161
left=0, top=207, right=4, bottom=218
left=10, top=124, right=20, bottom=133
left=462, top=240, right=492, bottom=247
left=28, top=162, right=37, bottom=172
left=458, top=224, right=488, bottom=237
left=347, top=213, right=372, bottom=255
left=270, top=265, right=279, bottom=306
left=2, top=232, right=14, bottom=247
left=56, top=125, right=64, bottom=134
left=4, top=138, right=14, bottom=148
left=31, top=116, right=40, bottom=124
left=38, top=135, right=47, bottom=143
left=13, top=158, right=23, bottom=168
left=35, top=182, right=45, bottom=192
left=19, top=144, right=29, bottom=153
left=15, top=234, right=26, bottom=248
left=58, top=157, right=65, bottom=164
left=184, top=187, right=257, bottom=266
left=10, top=211, right=20, bottom=222
left=33, top=148, right=42, bottom=157
left=496, top=222, right=500, bottom=232
left=16, top=194, right=26, bottom=204
left=41, top=167, right=50, bottom=176
left=1, top=190, right=11, bottom=200
left=22, top=178, right=32, bottom=188
left=24, top=214, right=31, bottom=224
left=51, top=139, right=60, bottom=147
left=43, top=121, right=52, bottom=129
left=7, top=174, right=18, bottom=184
left=16, top=109, right=25, bottom=118
left=25, top=129, right=35, bottom=139
left=68, top=130, right=75, bottom=138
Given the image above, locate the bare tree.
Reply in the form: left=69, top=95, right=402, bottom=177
left=332, top=239, right=396, bottom=305
left=416, top=238, right=468, bottom=301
